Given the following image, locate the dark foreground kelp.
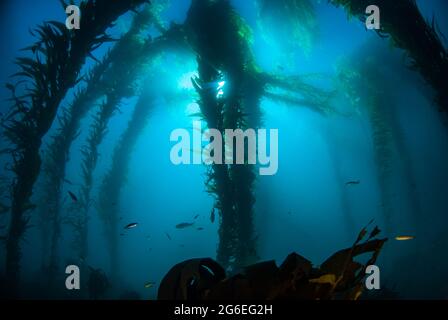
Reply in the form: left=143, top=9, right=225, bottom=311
left=158, top=226, right=386, bottom=300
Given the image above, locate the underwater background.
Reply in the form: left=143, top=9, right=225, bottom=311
left=0, top=0, right=447, bottom=300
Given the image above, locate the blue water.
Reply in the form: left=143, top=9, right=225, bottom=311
left=1, top=0, right=448, bottom=299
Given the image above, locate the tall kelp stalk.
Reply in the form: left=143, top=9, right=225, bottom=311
left=329, top=0, right=448, bottom=113
left=335, top=54, right=421, bottom=234
left=256, top=0, right=319, bottom=57
left=364, top=60, right=422, bottom=230
left=335, top=62, right=394, bottom=233
left=97, top=86, right=155, bottom=282
left=73, top=10, right=155, bottom=276
left=368, top=94, right=395, bottom=233
left=186, top=0, right=261, bottom=271
left=185, top=0, right=334, bottom=271
left=325, top=132, right=356, bottom=236
left=76, top=8, right=184, bottom=281
left=39, top=55, right=112, bottom=279
left=1, top=0, right=146, bottom=295
left=0, top=175, right=9, bottom=227
left=387, top=106, right=422, bottom=228
left=44, top=4, right=164, bottom=287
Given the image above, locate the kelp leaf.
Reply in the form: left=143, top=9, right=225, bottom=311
left=309, top=274, right=337, bottom=286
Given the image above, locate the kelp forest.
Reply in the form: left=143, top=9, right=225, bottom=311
left=0, top=0, right=447, bottom=300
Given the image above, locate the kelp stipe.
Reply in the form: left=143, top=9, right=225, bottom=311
left=76, top=5, right=182, bottom=281
left=187, top=0, right=337, bottom=271
left=97, top=83, right=155, bottom=282
left=39, top=52, right=112, bottom=287
left=1, top=0, right=147, bottom=296
left=186, top=0, right=260, bottom=271
left=75, top=9, right=154, bottom=282
left=334, top=52, right=422, bottom=235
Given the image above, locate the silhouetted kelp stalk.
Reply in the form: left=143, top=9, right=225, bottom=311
left=97, top=85, right=155, bottom=281
left=76, top=9, right=184, bottom=280
left=74, top=9, right=155, bottom=271
left=186, top=0, right=271, bottom=271
left=323, top=130, right=356, bottom=237
left=41, top=4, right=162, bottom=286
left=368, top=90, right=422, bottom=233
left=335, top=55, right=422, bottom=234
left=368, top=95, right=395, bottom=233
left=38, top=53, right=112, bottom=280
left=330, top=0, right=448, bottom=113
left=335, top=62, right=395, bottom=233
left=186, top=0, right=335, bottom=271
left=0, top=0, right=147, bottom=296
left=0, top=175, right=9, bottom=222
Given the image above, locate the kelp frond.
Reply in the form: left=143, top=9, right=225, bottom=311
left=96, top=85, right=155, bottom=278
left=261, top=73, right=336, bottom=115
left=329, top=0, right=448, bottom=112
left=257, top=0, right=319, bottom=56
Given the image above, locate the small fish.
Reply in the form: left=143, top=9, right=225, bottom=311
left=395, top=235, right=415, bottom=241
left=210, top=208, right=215, bottom=224
left=345, top=180, right=360, bottom=186
left=119, top=217, right=123, bottom=220
left=176, top=222, right=194, bottom=229
left=179, top=244, right=185, bottom=248
left=193, top=214, right=199, bottom=220
left=63, top=178, right=73, bottom=185
left=144, top=282, right=155, bottom=289
left=120, top=233, right=125, bottom=236
left=124, top=222, right=138, bottom=230
left=68, top=191, right=78, bottom=202
left=197, top=227, right=204, bottom=231
left=165, top=232, right=172, bottom=240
